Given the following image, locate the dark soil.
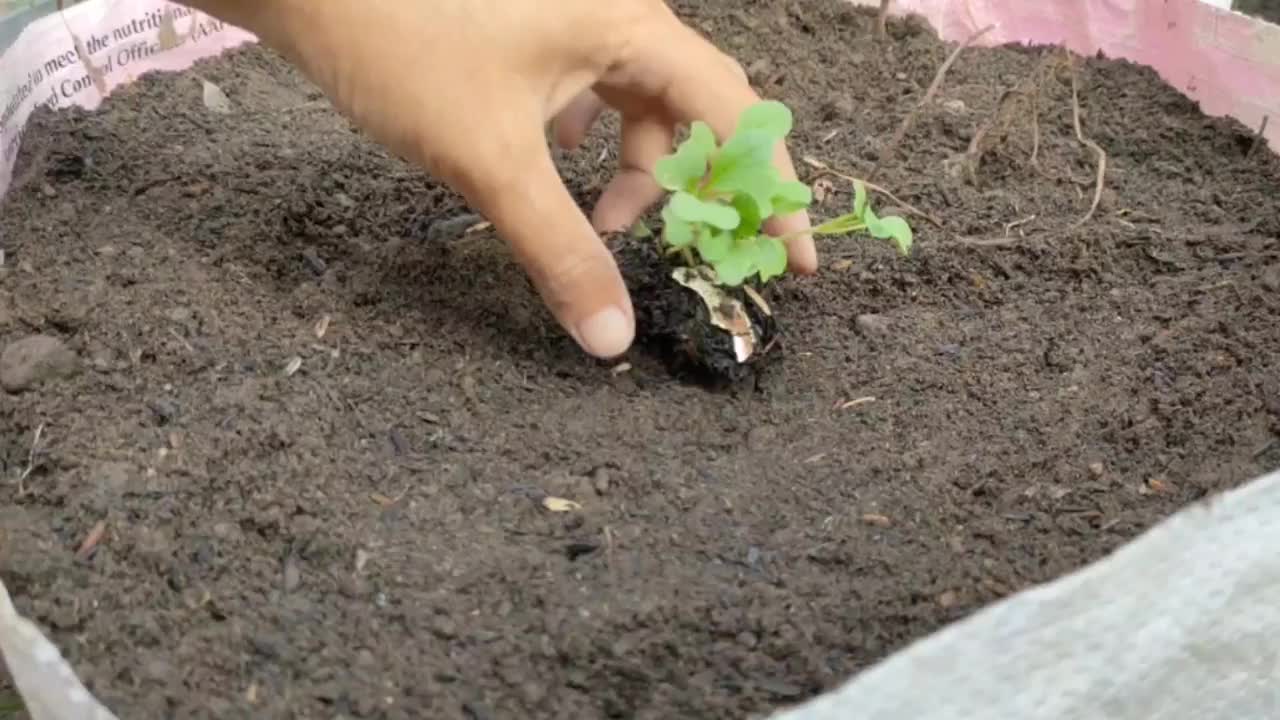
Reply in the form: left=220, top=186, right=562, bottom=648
left=3, top=1, right=1279, bottom=718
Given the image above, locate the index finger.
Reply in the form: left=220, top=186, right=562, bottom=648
left=606, top=20, right=817, bottom=273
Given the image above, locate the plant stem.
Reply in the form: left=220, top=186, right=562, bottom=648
left=774, top=215, right=866, bottom=243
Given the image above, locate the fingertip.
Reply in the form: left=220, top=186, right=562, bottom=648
left=788, top=232, right=819, bottom=275
left=572, top=304, right=635, bottom=359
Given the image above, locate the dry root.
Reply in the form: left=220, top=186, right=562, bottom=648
left=1066, top=58, right=1108, bottom=230
left=876, top=0, right=891, bottom=38
left=958, top=53, right=1060, bottom=187
left=870, top=23, right=995, bottom=181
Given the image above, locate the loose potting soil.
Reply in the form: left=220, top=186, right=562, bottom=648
left=2, top=1, right=1279, bottom=717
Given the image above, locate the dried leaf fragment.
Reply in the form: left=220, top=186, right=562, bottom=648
left=542, top=496, right=582, bottom=512
left=201, top=79, right=232, bottom=113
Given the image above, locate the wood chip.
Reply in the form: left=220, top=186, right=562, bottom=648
left=861, top=513, right=892, bottom=527
left=75, top=520, right=107, bottom=561
left=283, top=355, right=302, bottom=376
left=314, top=314, right=330, bottom=340
left=838, top=396, right=877, bottom=410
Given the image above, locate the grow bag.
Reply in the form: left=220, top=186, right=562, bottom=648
left=1, top=1, right=1279, bottom=718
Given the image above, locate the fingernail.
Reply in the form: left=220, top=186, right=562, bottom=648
left=575, top=306, right=633, bottom=358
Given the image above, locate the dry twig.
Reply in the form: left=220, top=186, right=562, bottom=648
left=17, top=423, right=44, bottom=496
left=876, top=0, right=891, bottom=38
left=1067, top=59, right=1107, bottom=230
left=1028, top=63, right=1044, bottom=169
left=870, top=23, right=996, bottom=180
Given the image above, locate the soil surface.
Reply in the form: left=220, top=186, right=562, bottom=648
left=3, top=1, right=1280, bottom=718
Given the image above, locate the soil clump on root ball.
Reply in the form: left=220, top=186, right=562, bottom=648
left=607, top=231, right=781, bottom=387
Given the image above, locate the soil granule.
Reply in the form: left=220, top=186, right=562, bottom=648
left=2, top=1, right=1279, bottom=718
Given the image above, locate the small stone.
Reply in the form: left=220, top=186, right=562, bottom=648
left=95, top=461, right=134, bottom=496
left=1088, top=462, right=1105, bottom=478
left=427, top=609, right=458, bottom=638
left=149, top=399, right=180, bottom=425
left=855, top=314, right=890, bottom=336
left=301, top=247, right=327, bottom=275
left=938, top=590, right=959, bottom=608
left=1262, top=266, right=1280, bottom=293
left=166, top=307, right=193, bottom=323
left=746, top=58, right=773, bottom=84
left=283, top=558, right=301, bottom=592
left=1, top=334, right=79, bottom=393
left=140, top=656, right=173, bottom=682
left=590, top=467, right=611, bottom=495
left=746, top=425, right=777, bottom=452
left=942, top=99, right=967, bottom=115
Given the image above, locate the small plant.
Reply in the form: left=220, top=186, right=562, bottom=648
left=654, top=100, right=913, bottom=287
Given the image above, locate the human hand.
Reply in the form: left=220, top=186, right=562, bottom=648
left=183, top=0, right=817, bottom=358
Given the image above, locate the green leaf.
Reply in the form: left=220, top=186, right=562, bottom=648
left=771, top=180, right=813, bottom=215
left=669, top=191, right=740, bottom=230
left=706, top=128, right=779, bottom=209
left=731, top=193, right=765, bottom=239
left=753, top=236, right=789, bottom=283
left=661, top=203, right=695, bottom=248
left=736, top=100, right=793, bottom=140
left=696, top=230, right=734, bottom=264
left=713, top=248, right=755, bottom=286
left=853, top=179, right=869, bottom=217
left=867, top=214, right=914, bottom=255
left=654, top=121, right=716, bottom=192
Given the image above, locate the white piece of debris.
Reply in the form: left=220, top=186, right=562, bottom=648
left=542, top=496, right=582, bottom=512
left=0, top=577, right=119, bottom=720
left=201, top=79, right=233, bottom=113
left=671, top=266, right=760, bottom=363
left=283, top=355, right=303, bottom=376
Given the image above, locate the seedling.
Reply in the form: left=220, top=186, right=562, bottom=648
left=654, top=100, right=913, bottom=287
left=622, top=100, right=916, bottom=383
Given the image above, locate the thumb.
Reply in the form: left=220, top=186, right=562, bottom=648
left=449, top=122, right=635, bottom=360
